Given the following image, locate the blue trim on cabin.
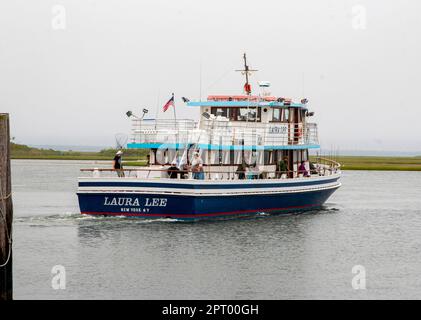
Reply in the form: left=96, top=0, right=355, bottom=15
left=186, top=101, right=306, bottom=108
left=127, top=142, right=320, bottom=150
left=127, top=143, right=190, bottom=149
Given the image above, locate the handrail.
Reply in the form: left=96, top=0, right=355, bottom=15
left=81, top=168, right=296, bottom=174
left=129, top=120, right=319, bottom=147
left=133, top=120, right=315, bottom=131
left=79, top=164, right=339, bottom=178
left=315, top=157, right=341, bottom=169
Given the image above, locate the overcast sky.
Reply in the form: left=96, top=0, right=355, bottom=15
left=1, top=0, right=420, bottom=152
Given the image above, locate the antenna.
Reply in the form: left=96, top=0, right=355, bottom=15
left=235, top=53, right=258, bottom=95
left=115, top=133, right=128, bottom=149
left=302, top=72, right=305, bottom=98
left=199, top=59, right=202, bottom=101
left=155, top=89, right=160, bottom=129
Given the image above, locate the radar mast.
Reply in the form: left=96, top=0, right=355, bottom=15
left=235, top=53, right=258, bottom=95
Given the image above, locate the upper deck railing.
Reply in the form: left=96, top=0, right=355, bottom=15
left=129, top=118, right=319, bottom=149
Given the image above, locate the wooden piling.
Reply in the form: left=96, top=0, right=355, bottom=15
left=0, top=113, right=13, bottom=300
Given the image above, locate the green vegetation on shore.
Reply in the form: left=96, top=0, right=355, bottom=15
left=309, top=155, right=421, bottom=171
left=11, top=142, right=147, bottom=161
left=333, top=156, right=421, bottom=171
left=10, top=143, right=421, bottom=171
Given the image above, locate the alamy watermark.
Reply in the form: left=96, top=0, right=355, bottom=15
left=351, top=5, right=367, bottom=30
left=51, top=5, right=66, bottom=30
left=51, top=265, right=66, bottom=290
left=351, top=265, right=366, bottom=290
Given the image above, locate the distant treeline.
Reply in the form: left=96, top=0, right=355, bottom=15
left=10, top=142, right=147, bottom=160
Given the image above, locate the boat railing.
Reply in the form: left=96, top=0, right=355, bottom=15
left=313, top=157, right=341, bottom=174
left=130, top=118, right=199, bottom=145
left=80, top=163, right=338, bottom=180
left=131, top=118, right=197, bottom=129
left=130, top=118, right=319, bottom=147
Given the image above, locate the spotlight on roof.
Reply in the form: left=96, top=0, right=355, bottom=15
left=301, top=98, right=309, bottom=104
left=202, top=112, right=211, bottom=119
left=142, top=109, right=149, bottom=114
left=182, top=97, right=190, bottom=103
left=277, top=97, right=285, bottom=103
left=126, top=110, right=142, bottom=119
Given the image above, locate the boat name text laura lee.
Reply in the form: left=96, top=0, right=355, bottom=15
left=104, top=197, right=168, bottom=207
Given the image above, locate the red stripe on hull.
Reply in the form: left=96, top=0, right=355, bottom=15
left=80, top=204, right=319, bottom=219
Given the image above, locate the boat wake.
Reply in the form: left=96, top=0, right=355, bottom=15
left=14, top=212, right=184, bottom=226
left=14, top=204, right=340, bottom=227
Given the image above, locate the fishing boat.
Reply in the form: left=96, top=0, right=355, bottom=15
left=77, top=54, right=341, bottom=220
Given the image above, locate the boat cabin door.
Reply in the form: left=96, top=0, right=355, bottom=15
left=289, top=108, right=303, bottom=145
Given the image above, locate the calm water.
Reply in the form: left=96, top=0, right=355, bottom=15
left=10, top=160, right=421, bottom=299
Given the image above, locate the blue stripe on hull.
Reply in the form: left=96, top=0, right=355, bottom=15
left=77, top=187, right=339, bottom=220
left=78, top=177, right=339, bottom=189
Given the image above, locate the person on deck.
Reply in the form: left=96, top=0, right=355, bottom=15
left=309, top=161, right=317, bottom=175
left=236, top=162, right=246, bottom=180
left=246, top=164, right=260, bottom=179
left=192, top=153, right=204, bottom=180
left=167, top=162, right=179, bottom=179
left=298, top=161, right=310, bottom=177
left=179, top=163, right=189, bottom=179
left=113, top=150, right=125, bottom=177
left=277, top=157, right=288, bottom=178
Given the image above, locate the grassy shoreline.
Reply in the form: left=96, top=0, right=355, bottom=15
left=324, top=156, right=421, bottom=171
left=316, top=156, right=421, bottom=171
left=10, top=143, right=421, bottom=171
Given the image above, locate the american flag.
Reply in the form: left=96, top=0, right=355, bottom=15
left=163, top=95, right=174, bottom=112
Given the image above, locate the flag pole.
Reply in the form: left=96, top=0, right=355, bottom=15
left=172, top=93, right=176, bottom=123
left=172, top=93, right=179, bottom=157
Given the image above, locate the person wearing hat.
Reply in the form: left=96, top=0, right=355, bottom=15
left=113, top=150, right=125, bottom=177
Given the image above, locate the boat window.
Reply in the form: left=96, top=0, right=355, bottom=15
left=301, top=109, right=306, bottom=121
left=272, top=108, right=281, bottom=122
left=237, top=107, right=261, bottom=122
left=229, top=108, right=238, bottom=121
left=211, top=107, right=229, bottom=118
left=264, top=151, right=274, bottom=164
left=282, top=109, right=289, bottom=122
